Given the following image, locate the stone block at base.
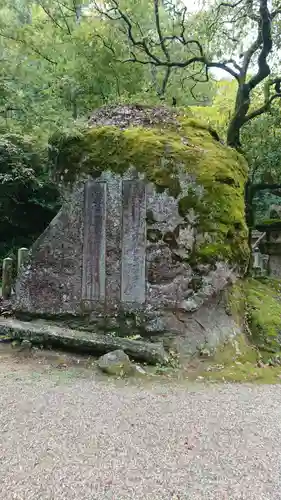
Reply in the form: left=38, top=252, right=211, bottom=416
left=0, top=318, right=168, bottom=365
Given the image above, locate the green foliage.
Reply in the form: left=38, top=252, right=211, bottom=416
left=191, top=80, right=237, bottom=140
left=0, top=133, right=60, bottom=258
left=243, top=110, right=281, bottom=223
left=0, top=0, right=216, bottom=142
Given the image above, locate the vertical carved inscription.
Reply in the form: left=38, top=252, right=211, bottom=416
left=105, top=177, right=122, bottom=307
left=82, top=181, right=106, bottom=301
left=121, top=180, right=146, bottom=303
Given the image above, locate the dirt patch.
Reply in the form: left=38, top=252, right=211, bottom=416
left=0, top=342, right=100, bottom=377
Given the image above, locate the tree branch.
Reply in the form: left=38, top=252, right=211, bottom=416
left=226, top=0, right=281, bottom=148
left=93, top=0, right=281, bottom=151
left=217, top=0, right=244, bottom=8
left=153, top=0, right=170, bottom=62
left=93, top=1, right=208, bottom=68
left=208, top=61, right=241, bottom=81
left=247, top=0, right=272, bottom=90
left=0, top=32, right=57, bottom=64
left=244, top=92, right=281, bottom=123
left=37, top=1, right=66, bottom=32
left=160, top=67, right=171, bottom=96
left=56, top=1, right=72, bottom=35
left=93, top=0, right=244, bottom=87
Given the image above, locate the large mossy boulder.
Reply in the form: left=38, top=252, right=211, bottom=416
left=51, top=105, right=248, bottom=267
left=15, top=105, right=248, bottom=359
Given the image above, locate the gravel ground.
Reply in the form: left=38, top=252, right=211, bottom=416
left=0, top=359, right=280, bottom=500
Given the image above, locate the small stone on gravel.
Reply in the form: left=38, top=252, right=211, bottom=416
left=97, top=349, right=133, bottom=375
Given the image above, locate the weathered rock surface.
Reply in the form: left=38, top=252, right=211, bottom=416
left=0, top=318, right=168, bottom=364
left=13, top=105, right=248, bottom=358
left=97, top=350, right=133, bottom=376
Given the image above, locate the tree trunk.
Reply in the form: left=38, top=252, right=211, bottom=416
left=226, top=84, right=251, bottom=149
left=226, top=119, right=242, bottom=149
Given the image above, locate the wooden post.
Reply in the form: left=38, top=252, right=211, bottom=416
left=17, top=247, right=29, bottom=273
left=2, top=257, right=13, bottom=299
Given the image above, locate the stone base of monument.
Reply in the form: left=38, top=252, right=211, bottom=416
left=0, top=317, right=168, bottom=365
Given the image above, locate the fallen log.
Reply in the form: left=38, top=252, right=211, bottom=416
left=0, top=318, right=168, bottom=365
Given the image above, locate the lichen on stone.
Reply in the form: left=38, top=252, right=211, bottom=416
left=49, top=104, right=249, bottom=266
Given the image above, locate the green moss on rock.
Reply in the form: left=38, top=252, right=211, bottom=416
left=196, top=279, right=281, bottom=382
left=188, top=278, right=281, bottom=383
left=49, top=104, right=248, bottom=266
left=210, top=334, right=259, bottom=366
left=228, top=278, right=281, bottom=355
left=244, top=278, right=281, bottom=353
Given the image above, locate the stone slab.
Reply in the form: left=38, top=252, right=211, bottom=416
left=14, top=183, right=85, bottom=316
left=0, top=318, right=168, bottom=365
left=82, top=180, right=106, bottom=301
left=121, top=180, right=146, bottom=304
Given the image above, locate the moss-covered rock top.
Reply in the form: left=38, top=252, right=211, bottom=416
left=49, top=104, right=249, bottom=266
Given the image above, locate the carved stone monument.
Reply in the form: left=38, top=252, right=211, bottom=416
left=14, top=105, right=248, bottom=356
left=15, top=170, right=191, bottom=317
